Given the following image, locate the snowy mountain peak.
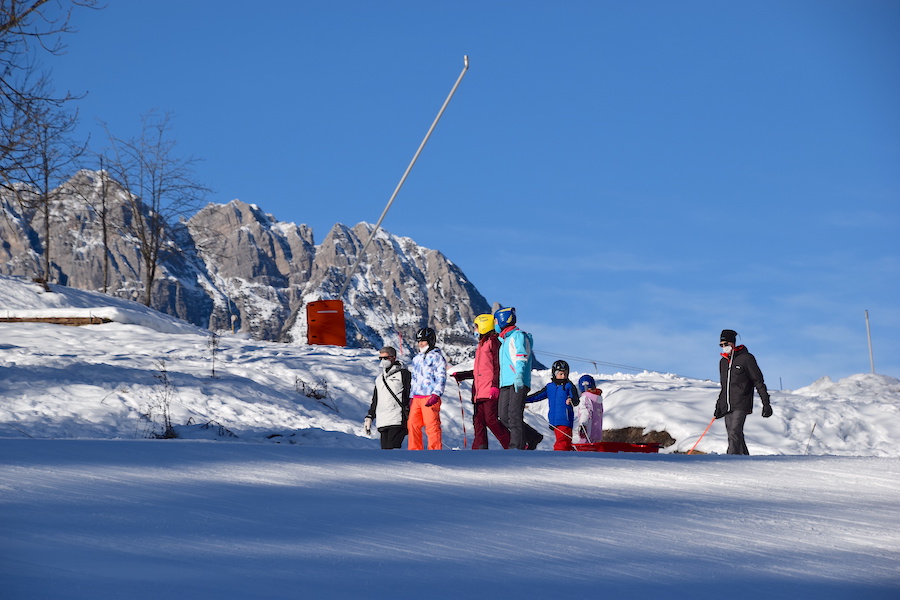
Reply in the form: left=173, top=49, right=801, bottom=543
left=0, top=171, right=489, bottom=359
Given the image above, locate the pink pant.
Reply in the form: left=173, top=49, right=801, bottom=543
left=472, top=398, right=510, bottom=449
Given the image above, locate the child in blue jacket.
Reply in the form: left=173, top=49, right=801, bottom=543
left=526, top=360, right=580, bottom=450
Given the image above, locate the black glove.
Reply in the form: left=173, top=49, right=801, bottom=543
left=452, top=370, right=473, bottom=383
left=713, top=406, right=725, bottom=419
left=761, top=404, right=773, bottom=418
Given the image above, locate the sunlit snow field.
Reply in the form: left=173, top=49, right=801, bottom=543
left=2, top=275, right=899, bottom=598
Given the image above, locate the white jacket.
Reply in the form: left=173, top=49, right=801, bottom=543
left=368, top=362, right=411, bottom=428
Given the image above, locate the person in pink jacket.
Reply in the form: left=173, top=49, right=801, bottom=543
left=453, top=314, right=510, bottom=449
left=574, top=375, right=604, bottom=444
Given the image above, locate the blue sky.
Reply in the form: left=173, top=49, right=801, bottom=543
left=47, top=0, right=899, bottom=388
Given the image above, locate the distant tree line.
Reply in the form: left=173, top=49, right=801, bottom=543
left=1, top=0, right=209, bottom=305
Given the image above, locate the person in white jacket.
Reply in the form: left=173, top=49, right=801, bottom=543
left=365, top=346, right=411, bottom=449
left=574, top=375, right=604, bottom=444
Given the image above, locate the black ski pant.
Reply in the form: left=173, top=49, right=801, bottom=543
left=499, top=385, right=529, bottom=449
left=523, top=421, right=543, bottom=450
left=379, top=425, right=406, bottom=449
left=725, top=410, right=749, bottom=455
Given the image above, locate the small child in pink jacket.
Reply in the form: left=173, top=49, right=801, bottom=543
left=575, top=375, right=604, bottom=444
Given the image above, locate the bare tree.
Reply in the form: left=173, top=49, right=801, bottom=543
left=7, top=99, right=84, bottom=282
left=96, top=157, right=111, bottom=292
left=1, top=0, right=99, bottom=186
left=102, top=111, right=210, bottom=305
left=65, top=157, right=121, bottom=294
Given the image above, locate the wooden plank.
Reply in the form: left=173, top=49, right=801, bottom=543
left=0, top=316, right=112, bottom=326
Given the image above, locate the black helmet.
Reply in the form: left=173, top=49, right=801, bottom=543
left=415, top=327, right=437, bottom=348
left=551, top=360, right=569, bottom=376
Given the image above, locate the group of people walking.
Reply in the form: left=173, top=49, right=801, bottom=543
left=365, top=306, right=605, bottom=451
left=364, top=311, right=773, bottom=455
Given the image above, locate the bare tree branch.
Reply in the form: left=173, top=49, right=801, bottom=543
left=101, top=111, right=210, bottom=305
left=1, top=0, right=99, bottom=184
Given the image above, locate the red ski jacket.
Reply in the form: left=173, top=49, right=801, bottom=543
left=472, top=332, right=500, bottom=402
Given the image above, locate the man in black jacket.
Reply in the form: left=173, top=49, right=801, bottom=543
left=714, top=329, right=773, bottom=454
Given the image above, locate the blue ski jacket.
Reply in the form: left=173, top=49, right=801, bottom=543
left=498, top=326, right=533, bottom=390
left=526, top=379, right=579, bottom=427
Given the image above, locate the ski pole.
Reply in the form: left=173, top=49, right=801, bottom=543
left=456, top=380, right=468, bottom=449
left=549, top=424, right=574, bottom=440
left=579, top=424, right=592, bottom=444
left=530, top=407, right=575, bottom=445
left=687, top=416, right=716, bottom=455
left=526, top=398, right=578, bottom=439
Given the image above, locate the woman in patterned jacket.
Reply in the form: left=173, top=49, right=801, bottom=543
left=408, top=327, right=447, bottom=450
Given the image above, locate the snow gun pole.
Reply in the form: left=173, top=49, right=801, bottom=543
left=865, top=310, right=875, bottom=374
left=804, top=421, right=817, bottom=455
left=456, top=380, right=468, bottom=449
left=687, top=416, right=716, bottom=455
left=337, top=55, right=470, bottom=300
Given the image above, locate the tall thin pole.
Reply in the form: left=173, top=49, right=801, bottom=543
left=804, top=421, right=817, bottom=455
left=337, top=55, right=470, bottom=299
left=865, top=310, right=875, bottom=374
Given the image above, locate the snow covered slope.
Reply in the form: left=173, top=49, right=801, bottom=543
left=2, top=274, right=899, bottom=456
left=1, top=440, right=898, bottom=600
left=2, top=274, right=899, bottom=599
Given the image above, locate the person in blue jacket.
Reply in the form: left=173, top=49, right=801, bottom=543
left=526, top=360, right=580, bottom=450
left=495, top=306, right=543, bottom=450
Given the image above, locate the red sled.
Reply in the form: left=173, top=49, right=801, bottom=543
left=573, top=442, right=660, bottom=453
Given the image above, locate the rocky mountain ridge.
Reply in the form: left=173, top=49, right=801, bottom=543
left=0, top=170, right=490, bottom=361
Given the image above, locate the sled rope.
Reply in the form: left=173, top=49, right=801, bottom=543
left=687, top=416, right=716, bottom=455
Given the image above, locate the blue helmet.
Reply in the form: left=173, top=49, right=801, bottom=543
left=493, top=307, right=516, bottom=332
left=577, top=374, right=596, bottom=393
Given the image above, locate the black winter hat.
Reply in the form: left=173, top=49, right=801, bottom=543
left=720, top=329, right=738, bottom=344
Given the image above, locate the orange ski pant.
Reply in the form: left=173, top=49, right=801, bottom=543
left=407, top=395, right=442, bottom=450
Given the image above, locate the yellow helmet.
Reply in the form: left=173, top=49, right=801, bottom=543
left=473, top=314, right=495, bottom=335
